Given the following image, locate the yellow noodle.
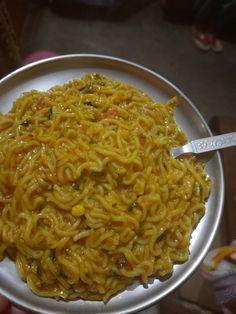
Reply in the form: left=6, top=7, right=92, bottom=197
left=0, top=73, right=210, bottom=302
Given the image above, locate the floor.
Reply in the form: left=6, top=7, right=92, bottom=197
left=18, top=1, right=236, bottom=313
left=20, top=0, right=236, bottom=123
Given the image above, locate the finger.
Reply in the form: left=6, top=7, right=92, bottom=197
left=11, top=306, right=31, bottom=314
left=0, top=295, right=10, bottom=313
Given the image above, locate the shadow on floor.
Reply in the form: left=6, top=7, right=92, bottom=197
left=42, top=0, right=156, bottom=22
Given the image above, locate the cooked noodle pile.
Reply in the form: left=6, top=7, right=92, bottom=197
left=0, top=73, right=210, bottom=302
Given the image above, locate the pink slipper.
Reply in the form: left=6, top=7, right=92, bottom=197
left=192, top=27, right=210, bottom=51
left=208, top=33, right=223, bottom=52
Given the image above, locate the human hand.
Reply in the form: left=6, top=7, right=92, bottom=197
left=0, top=295, right=32, bottom=314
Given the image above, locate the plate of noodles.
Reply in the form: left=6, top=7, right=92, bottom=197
left=0, top=54, right=224, bottom=314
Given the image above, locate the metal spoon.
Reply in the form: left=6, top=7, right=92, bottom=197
left=171, top=132, right=236, bottom=158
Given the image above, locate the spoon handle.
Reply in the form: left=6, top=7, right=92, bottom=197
left=171, top=132, right=236, bottom=158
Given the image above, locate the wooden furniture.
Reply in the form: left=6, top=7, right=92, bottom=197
left=0, top=0, right=25, bottom=77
